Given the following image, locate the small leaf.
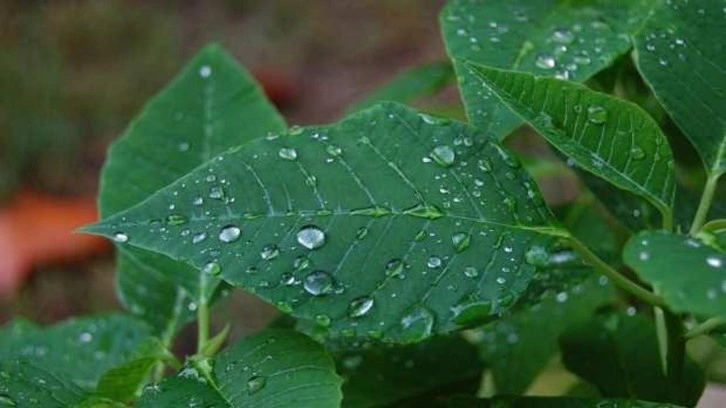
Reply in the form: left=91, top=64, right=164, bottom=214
left=137, top=329, right=342, bottom=407
left=85, top=102, right=569, bottom=344
left=470, top=274, right=616, bottom=394
left=445, top=395, right=684, bottom=408
left=99, top=43, right=286, bottom=334
left=347, top=61, right=455, bottom=113
left=560, top=311, right=705, bottom=406
left=0, top=358, right=87, bottom=408
left=441, top=0, right=649, bottom=138
left=0, top=314, right=153, bottom=390
left=633, top=0, right=726, bottom=175
left=465, top=64, right=675, bottom=219
left=624, top=231, right=726, bottom=318
left=338, top=335, right=484, bottom=407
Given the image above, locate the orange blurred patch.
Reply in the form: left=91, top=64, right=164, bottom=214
left=0, top=190, right=110, bottom=298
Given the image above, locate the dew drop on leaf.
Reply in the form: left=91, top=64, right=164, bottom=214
left=218, top=225, right=241, bottom=243
left=427, top=256, right=442, bottom=268
left=630, top=147, right=646, bottom=160
left=385, top=258, right=405, bottom=277
left=166, top=214, right=188, bottom=226
left=430, top=145, right=455, bottom=167
left=535, top=53, right=556, bottom=69
left=289, top=125, right=304, bottom=136
left=400, top=306, right=435, bottom=341
left=315, top=314, right=331, bottom=327
left=113, top=232, right=129, bottom=243
left=209, top=186, right=225, bottom=200
left=707, top=256, right=723, bottom=268
left=452, top=232, right=471, bottom=253
left=247, top=375, right=266, bottom=395
left=463, top=266, right=479, bottom=278
left=260, top=244, right=280, bottom=260
left=198, top=65, right=212, bottom=78
left=348, top=296, right=374, bottom=318
left=586, top=105, right=608, bottom=124
left=192, top=232, right=207, bottom=244
left=0, top=395, right=17, bottom=407
left=355, top=226, right=369, bottom=240
left=192, top=196, right=204, bottom=206
left=552, top=27, right=574, bottom=44
left=297, top=225, right=326, bottom=249
left=303, top=270, right=334, bottom=296
left=326, top=144, right=343, bottom=157
left=278, top=147, right=298, bottom=161
left=203, top=262, right=221, bottom=276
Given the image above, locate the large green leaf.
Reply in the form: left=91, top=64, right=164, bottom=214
left=446, top=395, right=684, bottom=408
left=440, top=0, right=648, bottom=138
left=0, top=358, right=88, bottom=408
left=85, top=102, right=568, bottom=344
left=0, top=314, right=153, bottom=390
left=633, top=0, right=726, bottom=175
left=560, top=312, right=705, bottom=406
left=470, top=274, right=616, bottom=394
left=339, top=335, right=484, bottom=407
left=137, top=329, right=342, bottom=407
left=465, top=64, right=675, bottom=221
left=623, top=231, right=726, bottom=318
left=346, top=61, right=455, bottom=114
left=100, top=43, right=286, bottom=334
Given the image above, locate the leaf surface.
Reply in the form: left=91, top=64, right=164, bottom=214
left=633, top=0, right=726, bottom=175
left=347, top=61, right=455, bottom=114
left=99, top=44, right=286, bottom=334
left=137, top=329, right=342, bottom=407
left=440, top=0, right=648, bottom=138
left=0, top=358, right=87, bottom=408
left=0, top=314, right=153, bottom=390
left=623, top=231, right=726, bottom=318
left=446, top=395, right=684, bottom=408
left=85, top=102, right=566, bottom=343
left=560, top=311, right=705, bottom=406
left=465, top=64, right=675, bottom=219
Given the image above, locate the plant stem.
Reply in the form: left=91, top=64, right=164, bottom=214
left=196, top=274, right=211, bottom=355
left=567, top=237, right=666, bottom=308
left=654, top=306, right=685, bottom=380
left=690, top=172, right=722, bottom=235
left=685, top=316, right=726, bottom=339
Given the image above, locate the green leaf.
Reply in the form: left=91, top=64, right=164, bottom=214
left=560, top=311, right=705, bottom=406
left=346, top=61, right=455, bottom=113
left=623, top=231, right=726, bottom=318
left=99, top=43, right=286, bottom=334
left=440, top=0, right=648, bottom=138
left=0, top=358, right=87, bottom=408
left=0, top=314, right=153, bottom=390
left=465, top=64, right=675, bottom=221
left=470, top=274, right=616, bottom=394
left=633, top=0, right=726, bottom=175
left=445, top=395, right=684, bottom=408
left=137, top=329, right=342, bottom=407
left=338, top=335, right=484, bottom=407
left=84, top=102, right=569, bottom=344
left=96, top=338, right=177, bottom=403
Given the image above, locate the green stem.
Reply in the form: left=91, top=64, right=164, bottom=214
left=654, top=306, right=685, bottom=380
left=567, top=237, right=666, bottom=308
left=690, top=172, right=722, bottom=235
left=685, top=316, right=726, bottom=339
left=196, top=298, right=210, bottom=355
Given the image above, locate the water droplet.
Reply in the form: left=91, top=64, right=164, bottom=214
left=552, top=27, right=574, bottom=43
left=556, top=292, right=569, bottom=303
left=199, top=65, right=212, bottom=78
left=315, top=314, right=331, bottom=327
left=218, top=225, right=241, bottom=243
left=260, top=244, right=280, bottom=260
left=524, top=245, right=549, bottom=267
left=247, top=375, right=266, bottom=395
left=294, top=255, right=311, bottom=270
left=289, top=125, right=304, bottom=136
left=638, top=251, right=650, bottom=261
left=326, top=144, right=342, bottom=156
left=586, top=105, right=608, bottom=124
left=349, top=296, right=374, bottom=318
left=0, top=395, right=17, bottom=407
left=427, top=256, right=442, bottom=268
left=350, top=205, right=391, bottom=217
left=79, top=332, right=93, bottom=343
left=478, top=158, right=493, bottom=172
left=166, top=214, right=188, bottom=226
left=303, top=270, right=334, bottom=296
left=193, top=196, right=204, bottom=206
left=400, top=306, right=434, bottom=341
left=356, top=226, right=369, bottom=240
left=414, top=229, right=427, bottom=242
left=297, top=225, right=326, bottom=250
left=452, top=232, right=471, bottom=253
left=630, top=147, right=646, bottom=160
left=430, top=145, right=455, bottom=167
left=463, top=266, right=479, bottom=278
left=535, top=53, right=556, bottom=69
left=385, top=259, right=405, bottom=277
left=209, top=186, right=225, bottom=200
left=113, top=232, right=129, bottom=243
left=178, top=142, right=190, bottom=152
left=192, top=232, right=207, bottom=244
left=451, top=301, right=493, bottom=326
left=707, top=256, right=723, bottom=268
left=278, top=147, right=298, bottom=160
left=203, top=262, right=221, bottom=276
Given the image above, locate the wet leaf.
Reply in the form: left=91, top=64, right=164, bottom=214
left=85, top=102, right=568, bottom=344
left=137, top=329, right=342, bottom=407
left=441, top=0, right=649, bottom=139
left=465, top=64, right=675, bottom=221
left=560, top=311, right=705, bottom=406
left=99, top=44, right=286, bottom=334
left=0, top=358, right=87, bottom=408
left=623, top=231, right=726, bottom=318
left=0, top=314, right=153, bottom=390
left=633, top=0, right=726, bottom=175
left=445, top=395, right=684, bottom=408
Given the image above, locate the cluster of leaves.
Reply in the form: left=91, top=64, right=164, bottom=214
left=2, top=0, right=724, bottom=406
